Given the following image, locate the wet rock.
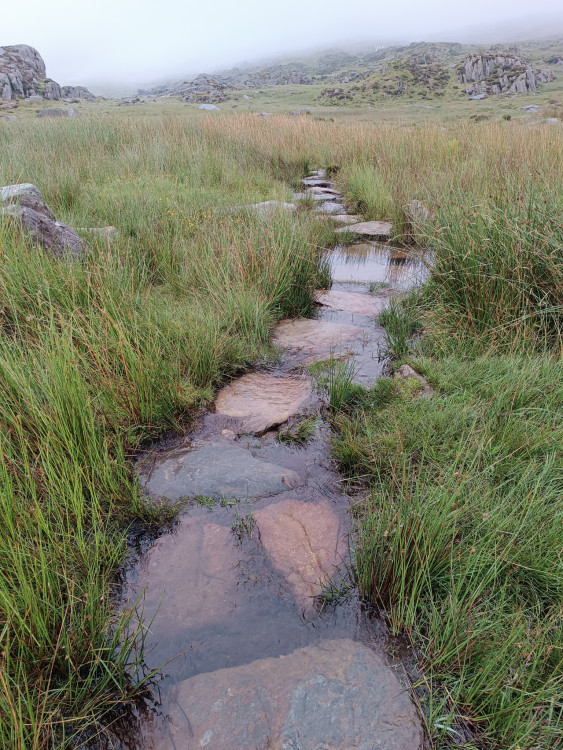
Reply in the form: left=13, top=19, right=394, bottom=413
left=126, top=519, right=241, bottom=635
left=255, top=500, right=345, bottom=606
left=215, top=373, right=313, bottom=434
left=316, top=200, right=345, bottom=214
left=332, top=214, right=362, bottom=224
left=1, top=183, right=84, bottom=258
left=315, top=289, right=386, bottom=316
left=335, top=220, right=393, bottom=237
left=238, top=200, right=297, bottom=215
left=166, top=639, right=422, bottom=750
left=274, top=319, right=363, bottom=357
left=141, top=442, right=303, bottom=502
left=395, top=364, right=434, bottom=398
left=302, top=178, right=331, bottom=187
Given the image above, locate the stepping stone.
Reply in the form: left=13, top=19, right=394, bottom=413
left=335, top=220, right=393, bottom=237
left=315, top=289, right=386, bottom=316
left=302, top=178, right=332, bottom=187
left=165, top=639, right=422, bottom=750
left=215, top=373, right=313, bottom=434
left=316, top=200, right=345, bottom=214
left=255, top=500, right=345, bottom=608
left=308, top=186, right=340, bottom=196
left=141, top=442, right=303, bottom=501
left=125, top=519, right=240, bottom=635
left=274, top=318, right=363, bottom=357
left=332, top=214, right=362, bottom=224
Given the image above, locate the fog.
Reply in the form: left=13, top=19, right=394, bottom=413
left=2, top=0, right=563, bottom=93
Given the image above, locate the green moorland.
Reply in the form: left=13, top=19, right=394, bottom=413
left=0, top=112, right=561, bottom=748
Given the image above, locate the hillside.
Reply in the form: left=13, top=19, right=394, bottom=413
left=140, top=37, right=562, bottom=106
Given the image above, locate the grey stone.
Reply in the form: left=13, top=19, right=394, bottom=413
left=37, top=108, right=70, bottom=118
left=140, top=442, right=303, bottom=502
left=26, top=94, right=43, bottom=102
left=335, top=220, right=393, bottom=237
left=199, top=103, right=220, bottom=110
left=522, top=104, right=539, bottom=112
left=395, top=364, right=434, bottom=398
left=166, top=639, right=422, bottom=749
left=469, top=93, right=487, bottom=100
left=1, top=183, right=84, bottom=258
left=238, top=200, right=297, bottom=215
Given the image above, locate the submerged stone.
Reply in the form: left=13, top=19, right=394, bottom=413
left=165, top=639, right=422, bottom=749
left=314, top=289, right=386, bottom=316
left=215, top=373, right=313, bottom=434
left=255, top=499, right=345, bottom=608
left=274, top=318, right=363, bottom=357
left=336, top=220, right=393, bottom=237
left=141, top=442, right=302, bottom=501
left=125, top=520, right=240, bottom=635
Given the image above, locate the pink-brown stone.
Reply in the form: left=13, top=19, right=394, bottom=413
left=273, top=318, right=363, bottom=359
left=314, top=289, right=386, bottom=316
left=162, top=639, right=423, bottom=750
left=335, top=220, right=393, bottom=237
left=255, top=499, right=346, bottom=609
left=215, top=373, right=313, bottom=434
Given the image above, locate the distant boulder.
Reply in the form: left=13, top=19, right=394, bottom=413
left=0, top=44, right=95, bottom=101
left=1, top=183, right=84, bottom=258
left=199, top=103, right=220, bottom=110
left=37, top=108, right=78, bottom=118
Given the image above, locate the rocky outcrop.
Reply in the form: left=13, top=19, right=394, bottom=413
left=458, top=53, right=556, bottom=96
left=0, top=44, right=95, bottom=101
left=61, top=85, right=96, bottom=101
left=1, top=183, right=84, bottom=258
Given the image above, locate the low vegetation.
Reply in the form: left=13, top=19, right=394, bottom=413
left=0, top=113, right=561, bottom=747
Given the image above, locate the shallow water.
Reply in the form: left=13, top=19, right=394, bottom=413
left=116, top=200, right=425, bottom=749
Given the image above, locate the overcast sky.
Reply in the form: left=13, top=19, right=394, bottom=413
left=2, top=0, right=563, bottom=92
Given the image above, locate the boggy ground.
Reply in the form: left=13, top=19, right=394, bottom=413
left=0, top=114, right=561, bottom=749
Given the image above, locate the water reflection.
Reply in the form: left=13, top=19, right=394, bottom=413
left=328, top=242, right=428, bottom=288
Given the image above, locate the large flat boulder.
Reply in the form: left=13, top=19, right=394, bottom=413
left=255, top=499, right=345, bottom=607
left=335, top=220, right=393, bottom=237
left=215, top=373, right=313, bottom=434
left=141, top=442, right=303, bottom=501
left=315, top=289, right=386, bottom=316
left=1, top=183, right=84, bottom=258
left=165, top=639, right=422, bottom=749
left=238, top=200, right=297, bottom=215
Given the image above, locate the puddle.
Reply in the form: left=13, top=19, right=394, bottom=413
left=329, top=242, right=428, bottom=287
left=116, top=185, right=426, bottom=749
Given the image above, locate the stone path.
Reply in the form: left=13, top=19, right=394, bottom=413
left=127, top=169, right=423, bottom=749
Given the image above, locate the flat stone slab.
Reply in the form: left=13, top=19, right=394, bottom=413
left=332, top=214, right=362, bottom=224
left=165, top=639, right=422, bottom=749
left=215, top=373, right=313, bottom=434
left=302, top=178, right=332, bottom=187
left=255, top=500, right=345, bottom=607
left=336, top=220, right=393, bottom=237
left=274, top=318, right=363, bottom=356
left=309, top=186, right=341, bottom=196
left=315, top=289, right=386, bottom=316
left=141, top=442, right=302, bottom=501
left=125, top=519, right=240, bottom=635
left=315, top=200, right=345, bottom=214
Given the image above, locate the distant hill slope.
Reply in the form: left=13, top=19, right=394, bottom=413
left=0, top=44, right=96, bottom=101
left=141, top=38, right=562, bottom=105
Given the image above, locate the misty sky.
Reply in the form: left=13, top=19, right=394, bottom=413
left=2, top=0, right=563, bottom=91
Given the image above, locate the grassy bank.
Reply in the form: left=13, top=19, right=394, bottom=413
left=1, top=113, right=562, bottom=747
left=331, top=166, right=562, bottom=745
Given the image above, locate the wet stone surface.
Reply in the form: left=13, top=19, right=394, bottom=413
left=315, top=289, right=387, bottom=316
left=140, top=442, right=303, bottom=501
left=164, top=640, right=422, bottom=750
left=255, top=499, right=346, bottom=611
left=214, top=373, right=314, bottom=434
